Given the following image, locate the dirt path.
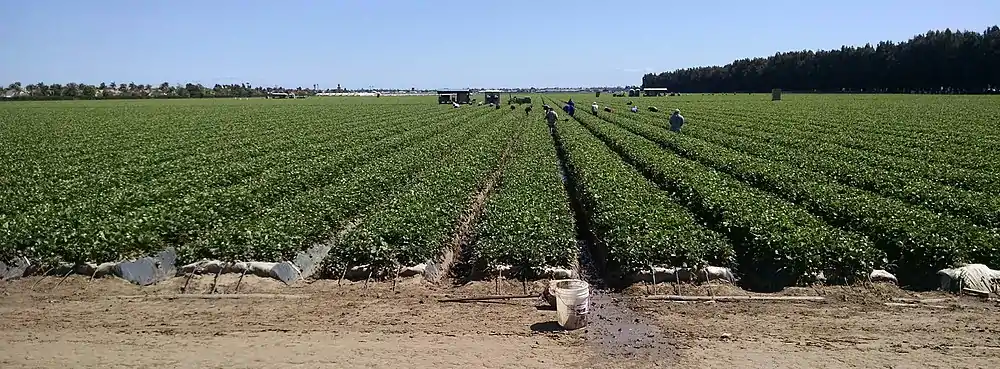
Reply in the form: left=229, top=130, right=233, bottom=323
left=2, top=276, right=998, bottom=368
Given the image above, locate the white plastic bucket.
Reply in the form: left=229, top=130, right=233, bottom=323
left=554, top=279, right=590, bottom=330
left=545, top=279, right=574, bottom=307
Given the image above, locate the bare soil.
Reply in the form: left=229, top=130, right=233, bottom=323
left=2, top=275, right=998, bottom=369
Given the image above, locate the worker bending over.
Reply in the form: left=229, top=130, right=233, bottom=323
left=630, top=105, right=638, bottom=113
left=669, top=109, right=685, bottom=132
left=591, top=102, right=599, bottom=115
left=545, top=106, right=559, bottom=125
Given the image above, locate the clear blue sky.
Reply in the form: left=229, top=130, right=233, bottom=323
left=2, top=0, right=996, bottom=89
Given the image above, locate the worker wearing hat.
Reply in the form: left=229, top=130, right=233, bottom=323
left=669, top=109, right=685, bottom=133
left=545, top=106, right=559, bottom=125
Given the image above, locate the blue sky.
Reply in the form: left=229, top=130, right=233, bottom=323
left=2, top=0, right=996, bottom=89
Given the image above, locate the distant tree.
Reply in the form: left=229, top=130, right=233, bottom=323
left=34, top=83, right=48, bottom=96
left=80, top=84, right=97, bottom=98
left=642, top=25, right=1000, bottom=94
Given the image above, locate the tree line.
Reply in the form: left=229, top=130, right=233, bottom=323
left=0, top=82, right=345, bottom=101
left=642, top=26, right=1000, bottom=94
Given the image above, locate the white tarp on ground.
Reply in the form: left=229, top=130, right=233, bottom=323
left=937, top=264, right=1000, bottom=293
left=631, top=266, right=737, bottom=284
left=870, top=269, right=898, bottom=284
left=180, top=260, right=301, bottom=284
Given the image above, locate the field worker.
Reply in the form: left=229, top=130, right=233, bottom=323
left=669, top=109, right=685, bottom=132
left=545, top=107, right=559, bottom=125
left=591, top=102, right=599, bottom=115
left=524, top=104, right=533, bottom=116
left=566, top=102, right=575, bottom=116
left=453, top=101, right=460, bottom=108
left=630, top=105, right=638, bottom=113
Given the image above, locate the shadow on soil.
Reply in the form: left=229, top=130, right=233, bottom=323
left=530, top=321, right=566, bottom=333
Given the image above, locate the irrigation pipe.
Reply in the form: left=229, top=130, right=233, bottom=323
left=885, top=302, right=949, bottom=309
left=113, top=294, right=312, bottom=300
left=438, top=294, right=538, bottom=303
left=644, top=295, right=826, bottom=302
left=890, top=297, right=956, bottom=304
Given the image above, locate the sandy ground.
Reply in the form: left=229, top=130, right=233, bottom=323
left=1, top=275, right=998, bottom=369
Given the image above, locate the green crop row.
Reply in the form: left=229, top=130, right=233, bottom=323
left=186, top=108, right=506, bottom=264
left=330, top=108, right=523, bottom=271
left=687, top=108, right=1000, bottom=189
left=471, top=114, right=577, bottom=275
left=608, top=111, right=1000, bottom=285
left=544, top=98, right=736, bottom=278
left=1, top=103, right=489, bottom=264
left=675, top=120, right=1000, bottom=229
left=687, top=98, right=1000, bottom=173
left=571, top=103, right=882, bottom=287
left=2, top=107, right=450, bottom=223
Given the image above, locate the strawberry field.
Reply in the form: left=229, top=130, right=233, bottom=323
left=545, top=93, right=1000, bottom=288
left=1, top=94, right=998, bottom=288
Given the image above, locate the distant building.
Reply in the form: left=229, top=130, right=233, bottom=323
left=2, top=89, right=26, bottom=99
left=643, top=88, right=670, bottom=97
left=482, top=89, right=501, bottom=104
left=437, top=89, right=471, bottom=104
left=266, top=92, right=297, bottom=99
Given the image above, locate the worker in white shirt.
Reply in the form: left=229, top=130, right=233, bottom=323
left=591, top=102, right=599, bottom=115
left=669, top=109, right=685, bottom=132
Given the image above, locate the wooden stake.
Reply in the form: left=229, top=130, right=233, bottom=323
left=647, top=265, right=655, bottom=295
left=234, top=269, right=248, bottom=293
left=501, top=268, right=505, bottom=294
left=54, top=268, right=75, bottom=288
left=363, top=268, right=373, bottom=291
left=338, top=264, right=349, bottom=287
left=392, top=264, right=401, bottom=293
left=210, top=267, right=223, bottom=294
left=30, top=265, right=58, bottom=290
left=181, top=273, right=194, bottom=294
